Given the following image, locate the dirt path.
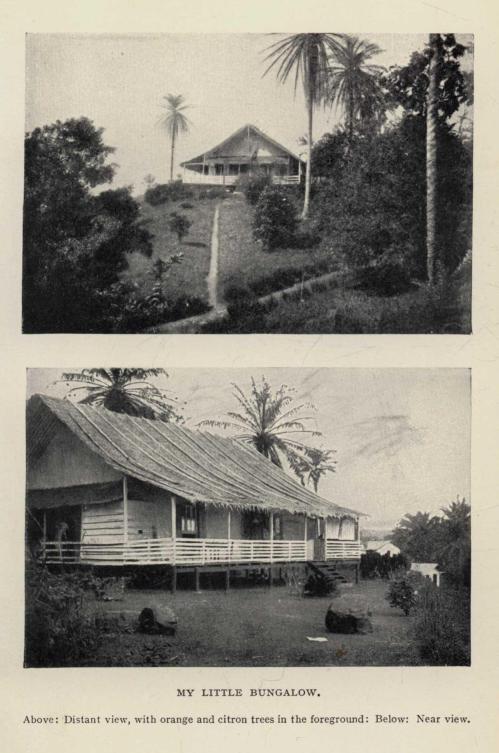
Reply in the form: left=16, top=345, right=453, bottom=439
left=207, top=203, right=221, bottom=310
left=146, top=269, right=346, bottom=333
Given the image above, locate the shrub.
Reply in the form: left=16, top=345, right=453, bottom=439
left=412, top=581, right=470, bottom=665
left=386, top=577, right=417, bottom=615
left=224, top=282, right=254, bottom=303
left=180, top=201, right=194, bottom=209
left=236, top=171, right=271, bottom=205
left=144, top=183, right=171, bottom=206
left=169, top=212, right=191, bottom=241
left=197, top=186, right=230, bottom=201
left=25, top=558, right=102, bottom=667
left=253, top=187, right=298, bottom=251
left=144, top=181, right=193, bottom=207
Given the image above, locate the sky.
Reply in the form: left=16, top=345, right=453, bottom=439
left=27, top=368, right=471, bottom=530
left=25, top=33, right=473, bottom=193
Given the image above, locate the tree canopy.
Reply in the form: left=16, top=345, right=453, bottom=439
left=23, top=118, right=154, bottom=333
left=198, top=377, right=321, bottom=471
left=59, top=368, right=183, bottom=422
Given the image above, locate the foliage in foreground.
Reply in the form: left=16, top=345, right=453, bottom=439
left=253, top=187, right=298, bottom=251
left=386, top=577, right=417, bottom=615
left=25, top=558, right=101, bottom=667
left=412, top=580, right=470, bottom=665
left=23, top=118, right=202, bottom=333
left=205, top=264, right=470, bottom=335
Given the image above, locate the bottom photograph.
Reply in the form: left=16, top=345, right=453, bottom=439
left=25, top=367, right=470, bottom=668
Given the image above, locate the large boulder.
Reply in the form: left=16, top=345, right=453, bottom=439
left=138, top=606, right=177, bottom=636
left=325, top=605, right=373, bottom=635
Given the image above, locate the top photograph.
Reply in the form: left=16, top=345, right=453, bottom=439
left=23, top=33, right=473, bottom=335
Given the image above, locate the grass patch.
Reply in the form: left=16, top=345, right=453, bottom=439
left=82, top=579, right=420, bottom=666
left=217, top=195, right=336, bottom=304
left=122, top=198, right=216, bottom=304
left=260, top=268, right=471, bottom=334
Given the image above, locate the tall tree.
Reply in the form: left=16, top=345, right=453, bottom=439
left=59, top=368, right=182, bottom=421
left=426, top=33, right=440, bottom=283
left=159, top=94, right=190, bottom=182
left=198, top=377, right=320, bottom=470
left=438, top=497, right=471, bottom=586
left=391, top=511, right=441, bottom=561
left=23, top=117, right=154, bottom=333
left=302, top=447, right=337, bottom=492
left=263, top=34, right=341, bottom=219
left=326, top=35, right=386, bottom=141
left=383, top=34, right=469, bottom=282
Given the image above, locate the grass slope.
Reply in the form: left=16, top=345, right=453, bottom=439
left=260, top=263, right=472, bottom=334
left=122, top=198, right=216, bottom=303
left=217, top=195, right=335, bottom=303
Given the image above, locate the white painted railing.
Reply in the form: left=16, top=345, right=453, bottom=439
left=41, top=537, right=362, bottom=566
left=182, top=173, right=300, bottom=186
left=41, top=538, right=307, bottom=566
left=325, top=540, right=363, bottom=560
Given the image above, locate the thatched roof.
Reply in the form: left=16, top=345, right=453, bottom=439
left=27, top=395, right=363, bottom=520
left=181, top=123, right=304, bottom=167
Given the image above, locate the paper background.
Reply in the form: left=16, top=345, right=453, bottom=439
left=1, top=1, right=498, bottom=751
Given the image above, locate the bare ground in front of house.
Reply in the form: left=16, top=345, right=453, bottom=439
left=82, top=579, right=420, bottom=667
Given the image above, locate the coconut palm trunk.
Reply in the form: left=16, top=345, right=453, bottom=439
left=303, top=92, right=314, bottom=219
left=170, top=129, right=176, bottom=182
left=426, top=33, right=439, bottom=283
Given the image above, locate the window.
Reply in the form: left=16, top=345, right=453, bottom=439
left=180, top=503, right=197, bottom=535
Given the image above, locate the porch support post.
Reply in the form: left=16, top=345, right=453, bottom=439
left=171, top=495, right=177, bottom=592
left=122, top=476, right=129, bottom=544
left=304, top=515, right=308, bottom=560
left=42, top=511, right=47, bottom=544
left=171, top=495, right=177, bottom=539
left=269, top=511, right=274, bottom=586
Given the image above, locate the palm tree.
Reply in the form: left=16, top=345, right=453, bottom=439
left=263, top=34, right=341, bottom=219
left=391, top=510, right=441, bottom=561
left=426, top=33, right=441, bottom=283
left=159, top=94, right=190, bottom=183
left=326, top=35, right=385, bottom=141
left=302, top=447, right=337, bottom=492
left=438, top=497, right=471, bottom=585
left=198, top=377, right=320, bottom=470
left=58, top=368, right=182, bottom=421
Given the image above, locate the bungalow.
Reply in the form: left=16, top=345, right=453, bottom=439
left=366, top=540, right=400, bottom=557
left=180, top=124, right=304, bottom=187
left=410, top=562, right=443, bottom=587
left=26, top=395, right=365, bottom=588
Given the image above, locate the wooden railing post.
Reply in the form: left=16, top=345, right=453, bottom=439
left=171, top=495, right=177, bottom=564
left=269, top=512, right=274, bottom=563
left=227, top=510, right=231, bottom=563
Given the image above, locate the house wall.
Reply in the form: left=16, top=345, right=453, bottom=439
left=28, top=423, right=121, bottom=490
left=202, top=506, right=243, bottom=539
left=81, top=494, right=172, bottom=544
left=127, top=498, right=171, bottom=540
left=280, top=512, right=306, bottom=541
left=81, top=501, right=125, bottom=545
